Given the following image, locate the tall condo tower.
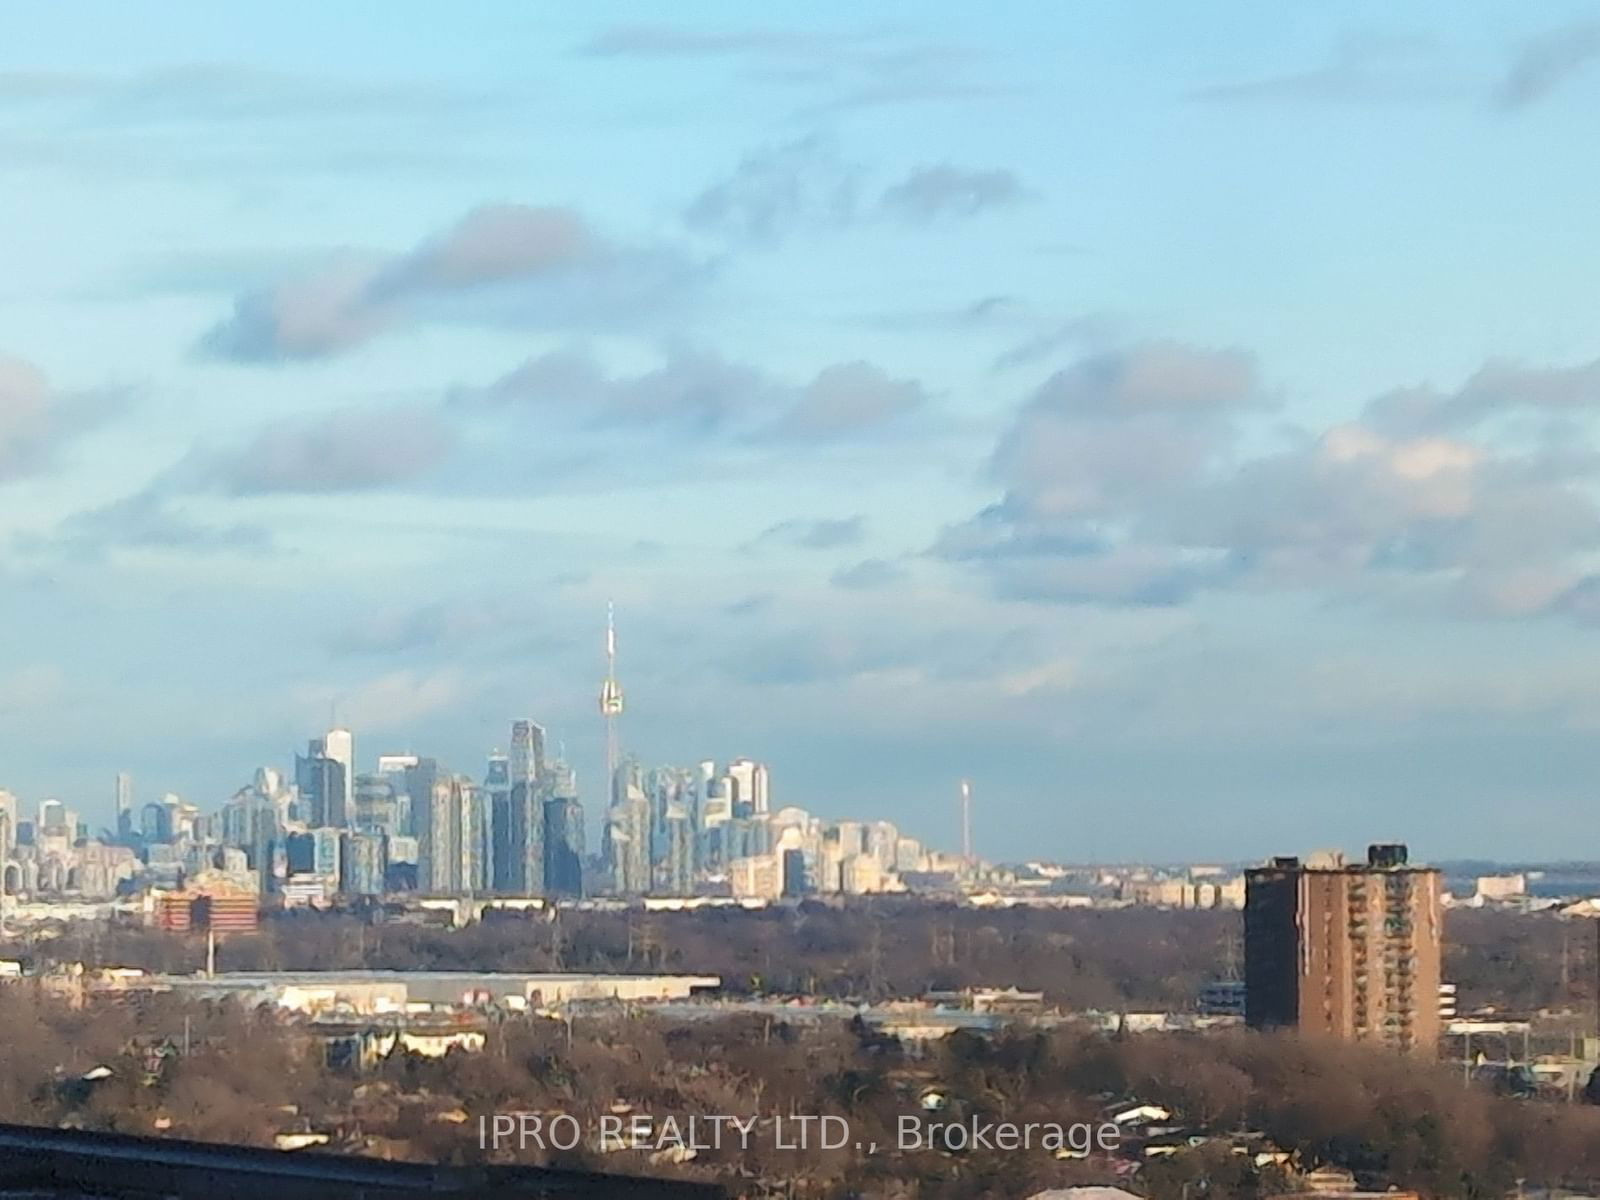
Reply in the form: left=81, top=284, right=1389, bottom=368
left=599, top=601, right=624, bottom=802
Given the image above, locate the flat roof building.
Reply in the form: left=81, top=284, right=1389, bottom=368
left=1245, top=843, right=1441, bottom=1057
left=99, top=969, right=720, bottom=1015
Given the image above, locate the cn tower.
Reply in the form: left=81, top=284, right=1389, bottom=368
left=598, top=601, right=624, bottom=802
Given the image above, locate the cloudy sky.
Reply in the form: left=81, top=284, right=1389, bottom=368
left=5, top=2, right=1600, bottom=861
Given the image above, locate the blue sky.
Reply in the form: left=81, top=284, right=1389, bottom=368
left=5, top=3, right=1600, bottom=861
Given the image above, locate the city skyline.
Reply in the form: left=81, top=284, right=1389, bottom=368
left=0, top=602, right=984, bottom=865
left=7, top=4, right=1600, bottom=860
left=2, top=715, right=961, bottom=906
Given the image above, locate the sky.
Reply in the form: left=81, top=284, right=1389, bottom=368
left=4, top=3, right=1600, bottom=862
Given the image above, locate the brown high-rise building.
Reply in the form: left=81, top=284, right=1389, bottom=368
left=1245, top=843, right=1442, bottom=1058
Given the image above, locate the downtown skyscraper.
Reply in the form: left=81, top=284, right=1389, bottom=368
left=322, top=727, right=354, bottom=827
left=543, top=759, right=584, bottom=898
left=296, top=737, right=348, bottom=829
left=508, top=720, right=546, bottom=895
left=509, top=720, right=546, bottom=793
left=489, top=722, right=551, bottom=896
left=606, top=757, right=650, bottom=896
left=417, top=774, right=487, bottom=896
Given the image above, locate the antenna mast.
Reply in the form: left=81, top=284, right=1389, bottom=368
left=961, top=779, right=973, bottom=866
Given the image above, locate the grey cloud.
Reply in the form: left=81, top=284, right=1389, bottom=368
left=939, top=342, right=1600, bottom=618
left=878, top=165, right=1024, bottom=221
left=1362, top=357, right=1600, bottom=435
left=978, top=551, right=1221, bottom=608
left=1498, top=22, right=1600, bottom=109
left=330, top=597, right=527, bottom=656
left=471, top=346, right=926, bottom=442
left=475, top=346, right=606, bottom=406
left=185, top=405, right=455, bottom=495
left=332, top=608, right=457, bottom=656
left=1169, top=428, right=1600, bottom=617
left=768, top=361, right=926, bottom=440
left=981, top=342, right=1265, bottom=524
left=21, top=491, right=272, bottom=562
left=199, top=256, right=394, bottom=361
left=411, top=246, right=700, bottom=335
left=0, top=357, right=51, bottom=481
left=1190, top=34, right=1449, bottom=105
left=377, top=205, right=599, bottom=292
left=990, top=314, right=1116, bottom=373
left=686, top=138, right=1027, bottom=243
left=719, top=626, right=915, bottom=686
left=200, top=205, right=700, bottom=363
left=0, top=64, right=499, bottom=122
left=1023, top=341, right=1263, bottom=418
left=932, top=500, right=1219, bottom=608
left=1162, top=430, right=1489, bottom=574
left=0, top=356, right=129, bottom=482
left=715, top=617, right=1037, bottom=689
left=863, top=294, right=1033, bottom=333
left=1547, top=575, right=1600, bottom=626
left=724, top=593, right=776, bottom=617
left=581, top=26, right=864, bottom=59
left=17, top=399, right=447, bottom=565
left=963, top=295, right=1028, bottom=323
left=933, top=501, right=1112, bottom=562
left=580, top=25, right=1006, bottom=117
left=473, top=345, right=772, bottom=432
left=684, top=136, right=862, bottom=243
left=989, top=409, right=1228, bottom=520
left=831, top=558, right=907, bottom=590
left=0, top=67, right=512, bottom=185
left=755, top=516, right=866, bottom=551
